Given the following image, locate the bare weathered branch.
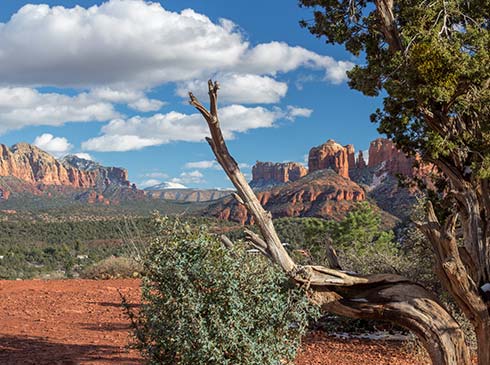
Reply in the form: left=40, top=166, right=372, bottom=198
left=231, top=192, right=244, bottom=205
left=220, top=235, right=234, bottom=250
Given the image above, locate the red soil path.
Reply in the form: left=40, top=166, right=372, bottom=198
left=0, top=279, right=426, bottom=365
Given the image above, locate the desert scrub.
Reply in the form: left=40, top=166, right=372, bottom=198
left=81, top=256, right=142, bottom=279
left=129, top=216, right=316, bottom=365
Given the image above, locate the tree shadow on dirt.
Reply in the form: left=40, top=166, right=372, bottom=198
left=80, top=322, right=132, bottom=332
left=0, top=335, right=141, bottom=365
left=88, top=301, right=140, bottom=309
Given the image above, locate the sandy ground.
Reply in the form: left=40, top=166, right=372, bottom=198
left=0, top=279, right=427, bottom=365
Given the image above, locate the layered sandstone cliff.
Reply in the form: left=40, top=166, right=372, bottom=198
left=251, top=162, right=307, bottom=188
left=368, top=138, right=414, bottom=177
left=0, top=144, right=130, bottom=189
left=308, top=140, right=351, bottom=178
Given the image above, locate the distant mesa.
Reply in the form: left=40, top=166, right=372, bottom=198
left=144, top=181, right=188, bottom=190
left=144, top=181, right=233, bottom=203
left=250, top=161, right=307, bottom=189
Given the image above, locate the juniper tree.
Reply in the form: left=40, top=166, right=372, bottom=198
left=299, top=1, right=490, bottom=363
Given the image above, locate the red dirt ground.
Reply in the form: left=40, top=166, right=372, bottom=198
left=0, top=279, right=428, bottom=365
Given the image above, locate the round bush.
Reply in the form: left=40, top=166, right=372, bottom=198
left=81, top=256, right=142, bottom=279
left=131, top=217, right=315, bottom=365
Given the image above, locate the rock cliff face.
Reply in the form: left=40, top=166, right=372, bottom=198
left=368, top=138, right=414, bottom=177
left=308, top=140, right=350, bottom=178
left=206, top=170, right=368, bottom=224
left=306, top=138, right=417, bottom=179
left=62, top=155, right=130, bottom=188
left=345, top=144, right=356, bottom=168
left=0, top=143, right=135, bottom=204
left=0, top=144, right=130, bottom=189
left=251, top=162, right=307, bottom=188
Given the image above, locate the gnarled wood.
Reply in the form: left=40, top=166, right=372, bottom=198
left=189, top=80, right=471, bottom=365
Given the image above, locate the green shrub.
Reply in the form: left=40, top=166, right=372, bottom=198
left=130, top=216, right=316, bottom=365
left=81, top=256, right=142, bottom=279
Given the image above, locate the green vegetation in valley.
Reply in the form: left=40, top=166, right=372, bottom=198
left=0, top=215, right=240, bottom=280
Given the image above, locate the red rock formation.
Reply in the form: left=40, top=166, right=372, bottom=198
left=251, top=162, right=307, bottom=187
left=0, top=143, right=130, bottom=189
left=207, top=170, right=369, bottom=225
left=345, top=144, right=356, bottom=168
left=368, top=138, right=414, bottom=177
left=308, top=140, right=350, bottom=178
left=356, top=151, right=367, bottom=169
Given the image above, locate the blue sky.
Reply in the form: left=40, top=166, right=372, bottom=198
left=0, top=0, right=382, bottom=189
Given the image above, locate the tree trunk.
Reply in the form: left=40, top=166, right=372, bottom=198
left=311, top=279, right=471, bottom=365
left=476, top=321, right=490, bottom=365
left=189, top=80, right=472, bottom=365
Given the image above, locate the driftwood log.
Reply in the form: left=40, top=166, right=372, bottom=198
left=189, top=80, right=471, bottom=365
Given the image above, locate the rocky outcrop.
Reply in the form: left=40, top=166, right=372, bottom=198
left=356, top=150, right=367, bottom=169
left=61, top=155, right=130, bottom=188
left=308, top=140, right=350, bottom=178
left=0, top=143, right=139, bottom=207
left=241, top=137, right=429, bottom=222
left=368, top=138, right=414, bottom=177
left=206, top=170, right=369, bottom=224
left=0, top=144, right=130, bottom=189
left=345, top=144, right=356, bottom=168
left=251, top=162, right=307, bottom=188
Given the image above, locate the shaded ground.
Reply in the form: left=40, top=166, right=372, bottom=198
left=0, top=279, right=426, bottom=365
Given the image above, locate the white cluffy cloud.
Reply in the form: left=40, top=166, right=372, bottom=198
left=144, top=172, right=169, bottom=179
left=33, top=133, right=73, bottom=157
left=184, top=160, right=220, bottom=170
left=184, top=160, right=250, bottom=170
left=0, top=87, right=118, bottom=133
left=0, top=0, right=349, bottom=142
left=177, top=74, right=288, bottom=104
left=171, top=170, right=205, bottom=185
left=139, top=171, right=203, bottom=188
left=0, top=0, right=349, bottom=136
left=82, top=105, right=312, bottom=152
left=90, top=88, right=165, bottom=112
left=139, top=179, right=162, bottom=189
left=0, top=1, right=353, bottom=89
left=285, top=106, right=313, bottom=120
